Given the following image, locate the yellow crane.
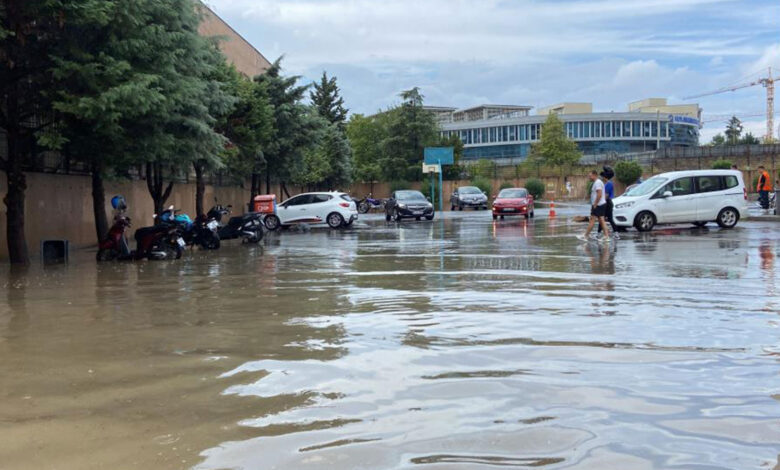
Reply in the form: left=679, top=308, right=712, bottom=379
left=684, top=67, right=780, bottom=142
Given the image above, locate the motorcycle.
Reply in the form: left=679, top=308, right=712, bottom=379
left=133, top=208, right=186, bottom=260
left=355, top=193, right=384, bottom=214
left=97, top=195, right=135, bottom=261
left=159, top=207, right=220, bottom=250
left=207, top=201, right=264, bottom=243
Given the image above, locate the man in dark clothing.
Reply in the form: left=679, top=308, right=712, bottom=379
left=598, top=167, right=619, bottom=238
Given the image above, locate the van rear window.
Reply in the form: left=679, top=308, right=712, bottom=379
left=724, top=175, right=739, bottom=189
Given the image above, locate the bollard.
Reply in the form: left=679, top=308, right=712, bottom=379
left=549, top=200, right=556, bottom=217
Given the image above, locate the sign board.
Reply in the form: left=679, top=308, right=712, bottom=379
left=422, top=163, right=441, bottom=174
left=424, top=147, right=454, bottom=165
left=668, top=115, right=700, bottom=126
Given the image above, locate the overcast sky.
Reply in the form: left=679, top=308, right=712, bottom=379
left=205, top=0, right=780, bottom=142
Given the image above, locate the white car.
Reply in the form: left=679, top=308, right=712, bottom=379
left=612, top=169, right=748, bottom=231
left=263, top=192, right=358, bottom=230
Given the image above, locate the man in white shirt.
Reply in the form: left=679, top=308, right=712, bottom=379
left=580, top=170, right=610, bottom=241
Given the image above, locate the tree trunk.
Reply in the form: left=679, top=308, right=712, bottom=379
left=3, top=118, right=30, bottom=264
left=265, top=170, right=271, bottom=195
left=146, top=161, right=174, bottom=219
left=250, top=172, right=260, bottom=211
left=91, top=162, right=108, bottom=244
left=193, top=161, right=205, bottom=218
left=280, top=182, right=291, bottom=199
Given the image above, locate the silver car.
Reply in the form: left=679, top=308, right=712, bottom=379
left=450, top=186, right=488, bottom=210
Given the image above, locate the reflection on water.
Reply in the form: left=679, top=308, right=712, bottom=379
left=0, top=215, right=779, bottom=470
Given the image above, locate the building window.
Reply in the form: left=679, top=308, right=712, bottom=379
left=583, top=122, right=591, bottom=138
left=481, top=128, right=488, bottom=143
left=632, top=121, right=640, bottom=137
left=643, top=121, right=651, bottom=137
left=509, top=126, right=516, bottom=141
left=651, top=121, right=658, bottom=137
left=520, top=125, right=526, bottom=140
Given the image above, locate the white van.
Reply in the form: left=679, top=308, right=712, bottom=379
left=612, top=170, right=747, bottom=232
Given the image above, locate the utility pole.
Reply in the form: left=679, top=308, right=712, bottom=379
left=656, top=110, right=660, bottom=150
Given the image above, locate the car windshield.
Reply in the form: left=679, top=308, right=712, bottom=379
left=459, top=187, right=481, bottom=194
left=625, top=176, right=668, bottom=197
left=396, top=190, right=426, bottom=201
left=498, top=189, right=527, bottom=198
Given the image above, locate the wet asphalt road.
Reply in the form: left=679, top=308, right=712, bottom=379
left=1, top=207, right=779, bottom=470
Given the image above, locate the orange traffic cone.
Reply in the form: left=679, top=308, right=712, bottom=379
left=549, top=200, right=556, bottom=217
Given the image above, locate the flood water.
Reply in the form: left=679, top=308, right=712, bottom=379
left=1, top=211, right=779, bottom=470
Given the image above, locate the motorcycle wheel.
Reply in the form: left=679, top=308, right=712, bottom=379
left=248, top=229, right=263, bottom=243
left=358, top=202, right=370, bottom=214
left=201, top=232, right=220, bottom=250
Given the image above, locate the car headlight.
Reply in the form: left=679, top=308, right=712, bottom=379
left=427, top=203, right=433, bottom=209
left=398, top=203, right=407, bottom=209
left=615, top=201, right=635, bottom=209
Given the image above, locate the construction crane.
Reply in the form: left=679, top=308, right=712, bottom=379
left=684, top=67, right=780, bottom=141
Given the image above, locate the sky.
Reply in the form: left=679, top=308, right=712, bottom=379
left=205, top=0, right=780, bottom=143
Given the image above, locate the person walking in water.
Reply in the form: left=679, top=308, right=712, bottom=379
left=598, top=167, right=619, bottom=239
left=757, top=166, right=771, bottom=210
left=579, top=170, right=610, bottom=241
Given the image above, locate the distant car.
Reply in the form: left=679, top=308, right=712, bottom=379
left=450, top=186, right=488, bottom=210
left=492, top=188, right=535, bottom=220
left=612, top=169, right=747, bottom=232
left=264, top=192, right=357, bottom=230
left=385, top=190, right=435, bottom=222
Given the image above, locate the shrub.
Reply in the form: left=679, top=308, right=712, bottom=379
left=712, top=159, right=733, bottom=170
left=499, top=181, right=514, bottom=190
left=470, top=177, right=492, bottom=197
left=470, top=159, right=495, bottom=179
left=389, top=180, right=411, bottom=193
left=525, top=178, right=545, bottom=200
left=586, top=179, right=594, bottom=198
left=615, top=161, right=643, bottom=186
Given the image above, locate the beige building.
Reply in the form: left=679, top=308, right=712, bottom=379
left=537, top=102, right=593, bottom=115
left=197, top=2, right=271, bottom=77
left=452, top=105, right=532, bottom=122
left=628, top=98, right=701, bottom=120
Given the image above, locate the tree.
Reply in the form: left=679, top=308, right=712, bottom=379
left=1, top=0, right=87, bottom=263
left=530, top=113, right=582, bottom=169
left=525, top=178, right=545, bottom=200
left=438, top=133, right=465, bottom=180
left=615, top=160, right=643, bottom=186
left=255, top=57, right=320, bottom=196
left=709, top=133, right=726, bottom=146
left=310, top=71, right=347, bottom=128
left=380, top=87, right=439, bottom=181
left=712, top=159, right=733, bottom=169
left=740, top=132, right=760, bottom=145
left=470, top=159, right=495, bottom=180
left=725, top=116, right=742, bottom=145
left=212, top=63, right=273, bottom=212
left=346, top=113, right=385, bottom=187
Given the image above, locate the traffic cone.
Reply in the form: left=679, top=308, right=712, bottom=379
left=549, top=200, right=556, bottom=217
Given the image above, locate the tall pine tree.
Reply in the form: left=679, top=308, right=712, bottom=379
left=310, top=71, right=347, bottom=128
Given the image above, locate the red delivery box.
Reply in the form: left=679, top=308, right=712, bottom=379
left=253, top=194, right=276, bottom=214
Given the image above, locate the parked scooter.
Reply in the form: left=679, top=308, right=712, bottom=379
left=97, top=195, right=135, bottom=261
left=133, top=209, right=186, bottom=260
left=159, top=206, right=220, bottom=250
left=355, top=193, right=384, bottom=214
left=207, top=200, right=264, bottom=243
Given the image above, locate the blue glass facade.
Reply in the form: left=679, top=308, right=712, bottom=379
left=441, top=113, right=700, bottom=162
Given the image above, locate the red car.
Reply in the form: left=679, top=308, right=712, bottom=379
left=492, top=188, right=535, bottom=220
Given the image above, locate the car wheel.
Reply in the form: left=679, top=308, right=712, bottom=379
left=716, top=207, right=739, bottom=228
left=692, top=221, right=708, bottom=228
left=450, top=204, right=455, bottom=211
left=327, top=212, right=345, bottom=229
left=458, top=204, right=463, bottom=211
left=385, top=211, right=391, bottom=221
left=394, top=209, right=402, bottom=222
left=634, top=211, right=656, bottom=232
left=264, top=215, right=280, bottom=231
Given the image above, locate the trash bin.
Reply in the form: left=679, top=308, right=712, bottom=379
left=41, top=240, right=69, bottom=264
left=253, top=194, right=277, bottom=214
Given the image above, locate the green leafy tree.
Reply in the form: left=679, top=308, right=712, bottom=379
left=530, top=113, right=582, bottom=170
left=615, top=161, right=643, bottom=186
left=499, top=181, right=514, bottom=190
left=255, top=57, right=321, bottom=197
left=470, top=159, right=495, bottom=179
left=710, top=133, right=726, bottom=146
left=725, top=116, right=742, bottom=145
left=740, top=132, right=759, bottom=145
left=310, top=71, right=347, bottom=128
left=213, top=63, right=273, bottom=211
left=346, top=113, right=385, bottom=188
left=712, top=159, right=734, bottom=169
left=380, top=87, right=439, bottom=181
left=0, top=0, right=99, bottom=262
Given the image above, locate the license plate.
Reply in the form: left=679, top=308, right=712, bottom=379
left=176, top=237, right=186, bottom=247
left=502, top=208, right=516, bottom=212
left=413, top=211, right=423, bottom=215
